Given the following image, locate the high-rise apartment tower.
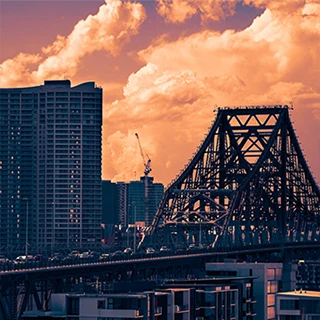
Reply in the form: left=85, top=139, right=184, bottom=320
left=0, top=80, right=102, bottom=251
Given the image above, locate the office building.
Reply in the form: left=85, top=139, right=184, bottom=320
left=127, top=176, right=164, bottom=226
left=102, top=177, right=164, bottom=228
left=0, top=80, right=102, bottom=251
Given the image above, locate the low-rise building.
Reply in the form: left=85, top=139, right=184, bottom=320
left=162, top=276, right=256, bottom=320
left=206, top=262, right=297, bottom=320
left=23, top=289, right=191, bottom=320
left=276, top=290, right=320, bottom=320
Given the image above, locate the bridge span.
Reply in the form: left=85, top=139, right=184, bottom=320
left=1, top=241, right=320, bottom=320
left=1, top=105, right=319, bottom=319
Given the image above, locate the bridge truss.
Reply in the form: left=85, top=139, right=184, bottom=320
left=141, top=105, right=320, bottom=249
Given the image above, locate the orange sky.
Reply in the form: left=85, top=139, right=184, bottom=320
left=0, top=0, right=319, bottom=186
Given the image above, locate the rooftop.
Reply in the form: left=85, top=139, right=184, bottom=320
left=277, top=291, right=320, bottom=298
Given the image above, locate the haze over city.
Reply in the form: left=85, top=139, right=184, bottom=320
left=1, top=0, right=319, bottom=186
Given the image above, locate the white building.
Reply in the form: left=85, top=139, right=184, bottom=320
left=23, top=289, right=191, bottom=319
left=276, top=291, right=320, bottom=320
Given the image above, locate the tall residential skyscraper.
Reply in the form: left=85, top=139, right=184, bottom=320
left=0, top=80, right=102, bottom=251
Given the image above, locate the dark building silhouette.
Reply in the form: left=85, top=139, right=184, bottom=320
left=0, top=80, right=102, bottom=251
left=116, top=182, right=127, bottom=226
left=102, top=180, right=117, bottom=225
left=127, top=176, right=164, bottom=226
left=102, top=177, right=164, bottom=227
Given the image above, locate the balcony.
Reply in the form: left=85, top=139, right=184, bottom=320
left=175, top=304, right=189, bottom=313
left=155, top=306, right=162, bottom=316
left=94, top=309, right=143, bottom=318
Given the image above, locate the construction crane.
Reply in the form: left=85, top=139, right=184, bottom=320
left=135, top=133, right=152, bottom=176
left=135, top=133, right=152, bottom=226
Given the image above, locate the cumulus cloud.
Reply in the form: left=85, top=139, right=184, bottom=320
left=103, top=0, right=320, bottom=184
left=243, top=0, right=306, bottom=13
left=0, top=0, right=146, bottom=87
left=156, top=0, right=313, bottom=23
left=157, top=0, right=239, bottom=23
left=0, top=53, right=41, bottom=86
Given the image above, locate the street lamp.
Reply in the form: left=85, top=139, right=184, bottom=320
left=199, top=217, right=202, bottom=247
left=134, top=204, right=137, bottom=254
left=23, top=198, right=29, bottom=264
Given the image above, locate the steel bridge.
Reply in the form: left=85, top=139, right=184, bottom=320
left=0, top=252, right=211, bottom=320
left=1, top=105, right=319, bottom=319
left=141, top=105, right=320, bottom=250
left=1, top=241, right=320, bottom=320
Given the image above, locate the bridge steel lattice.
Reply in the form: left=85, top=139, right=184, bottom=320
left=141, top=105, right=320, bottom=249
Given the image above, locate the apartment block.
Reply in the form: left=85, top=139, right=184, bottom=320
left=276, top=291, right=320, bottom=320
left=0, top=80, right=102, bottom=250
left=22, top=289, right=191, bottom=319
left=206, top=262, right=297, bottom=320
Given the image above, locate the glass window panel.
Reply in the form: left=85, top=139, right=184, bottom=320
left=267, top=294, right=275, bottom=306
left=267, top=268, right=275, bottom=280
left=267, top=306, right=275, bottom=319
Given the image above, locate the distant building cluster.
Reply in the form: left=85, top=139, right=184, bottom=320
left=102, top=176, right=164, bottom=227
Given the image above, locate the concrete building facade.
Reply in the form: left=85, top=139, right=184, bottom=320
left=0, top=80, right=102, bottom=251
left=276, top=291, right=320, bottom=320
left=206, top=262, right=297, bottom=320
left=23, top=279, right=255, bottom=320
left=23, top=290, right=191, bottom=320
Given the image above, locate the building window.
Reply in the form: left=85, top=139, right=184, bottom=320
left=267, top=281, right=278, bottom=293
left=267, top=306, right=275, bottom=319
left=97, top=300, right=106, bottom=309
left=280, top=299, right=299, bottom=310
left=107, top=298, right=113, bottom=309
left=267, top=268, right=275, bottom=280
left=67, top=297, right=79, bottom=315
left=267, top=294, right=275, bottom=307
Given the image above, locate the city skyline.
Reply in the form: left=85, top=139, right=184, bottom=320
left=1, top=0, right=319, bottom=186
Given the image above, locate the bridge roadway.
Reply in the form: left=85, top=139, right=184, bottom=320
left=1, top=241, right=319, bottom=278
left=0, top=241, right=319, bottom=320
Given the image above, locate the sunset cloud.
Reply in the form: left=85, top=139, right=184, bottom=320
left=103, top=0, right=320, bottom=184
left=0, top=0, right=146, bottom=87
left=0, top=53, right=41, bottom=87
left=243, top=0, right=306, bottom=13
left=156, top=0, right=312, bottom=23
left=1, top=0, right=319, bottom=185
left=157, top=0, right=239, bottom=23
